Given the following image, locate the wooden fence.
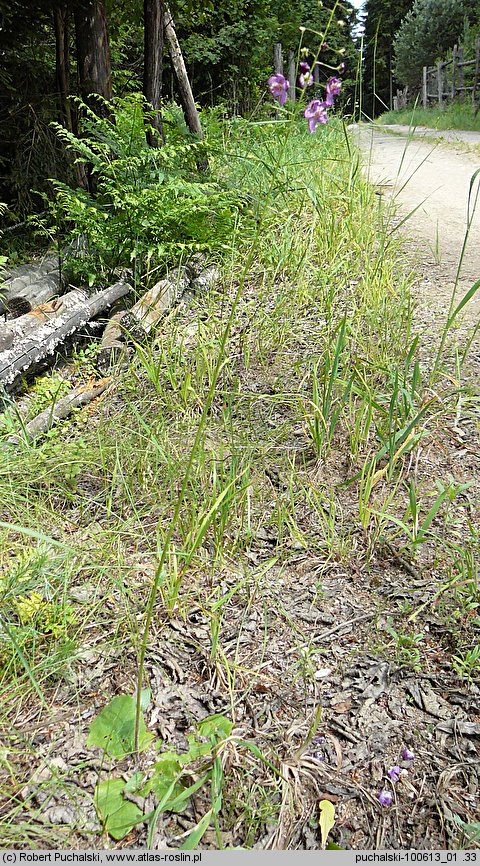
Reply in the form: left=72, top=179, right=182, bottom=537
left=422, top=37, right=480, bottom=110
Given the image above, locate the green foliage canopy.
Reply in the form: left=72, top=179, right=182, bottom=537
left=394, top=0, right=480, bottom=89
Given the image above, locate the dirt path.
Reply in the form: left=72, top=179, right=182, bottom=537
left=354, top=123, right=480, bottom=329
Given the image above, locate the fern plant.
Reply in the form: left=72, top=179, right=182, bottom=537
left=35, top=95, right=237, bottom=288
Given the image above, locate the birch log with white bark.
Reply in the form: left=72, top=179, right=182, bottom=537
left=0, top=281, right=131, bottom=390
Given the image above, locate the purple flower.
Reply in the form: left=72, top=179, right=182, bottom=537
left=338, top=62, right=345, bottom=74
left=268, top=73, right=289, bottom=107
left=297, top=61, right=314, bottom=90
left=304, top=99, right=328, bottom=133
left=325, top=76, right=342, bottom=106
left=402, top=748, right=415, bottom=761
left=387, top=766, right=402, bottom=783
left=378, top=789, right=394, bottom=807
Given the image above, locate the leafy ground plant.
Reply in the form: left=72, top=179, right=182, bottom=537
left=87, top=697, right=258, bottom=845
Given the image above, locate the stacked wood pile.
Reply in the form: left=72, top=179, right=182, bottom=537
left=0, top=282, right=132, bottom=390
left=0, top=255, right=219, bottom=441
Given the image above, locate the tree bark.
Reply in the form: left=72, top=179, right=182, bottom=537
left=74, top=0, right=112, bottom=116
left=143, top=0, right=165, bottom=146
left=164, top=4, right=203, bottom=141
left=287, top=52, right=295, bottom=102
left=53, top=4, right=73, bottom=132
left=0, top=282, right=131, bottom=391
left=273, top=42, right=283, bottom=75
left=5, top=380, right=111, bottom=445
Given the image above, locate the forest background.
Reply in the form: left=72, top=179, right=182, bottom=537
left=1, top=0, right=479, bottom=231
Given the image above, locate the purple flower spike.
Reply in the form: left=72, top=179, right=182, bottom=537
left=304, top=99, right=328, bottom=133
left=297, top=61, right=314, bottom=90
left=402, top=748, right=415, bottom=761
left=378, top=789, right=394, bottom=807
left=387, top=766, right=402, bottom=783
left=325, top=76, right=342, bottom=106
left=268, top=73, right=289, bottom=107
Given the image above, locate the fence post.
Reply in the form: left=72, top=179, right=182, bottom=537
left=287, top=51, right=296, bottom=102
left=423, top=66, right=428, bottom=109
left=437, top=61, right=443, bottom=109
left=451, top=44, right=457, bottom=100
left=458, top=45, right=464, bottom=101
left=473, top=37, right=480, bottom=109
left=273, top=42, right=283, bottom=75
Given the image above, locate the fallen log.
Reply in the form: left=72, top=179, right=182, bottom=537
left=0, top=281, right=132, bottom=391
left=97, top=266, right=189, bottom=370
left=5, top=379, right=111, bottom=445
left=97, top=263, right=219, bottom=371
left=98, top=311, right=131, bottom=368
left=0, top=253, right=66, bottom=312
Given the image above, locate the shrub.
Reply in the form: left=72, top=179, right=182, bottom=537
left=36, top=95, right=238, bottom=288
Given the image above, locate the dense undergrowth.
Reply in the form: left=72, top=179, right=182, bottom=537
left=0, top=107, right=479, bottom=848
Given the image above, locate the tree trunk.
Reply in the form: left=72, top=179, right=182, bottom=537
left=164, top=4, right=203, bottom=141
left=53, top=4, right=73, bottom=132
left=287, top=52, right=295, bottom=102
left=54, top=5, right=88, bottom=187
left=273, top=42, right=283, bottom=75
left=143, top=0, right=165, bottom=146
left=74, top=0, right=112, bottom=116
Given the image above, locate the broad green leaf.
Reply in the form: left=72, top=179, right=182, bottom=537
left=94, top=778, right=143, bottom=841
left=166, top=774, right=209, bottom=813
left=87, top=694, right=153, bottom=757
left=184, top=734, right=212, bottom=762
left=124, top=772, right=147, bottom=794
left=140, top=688, right=151, bottom=712
left=319, top=799, right=336, bottom=849
left=197, top=713, right=233, bottom=740
left=149, top=753, right=187, bottom=810
left=453, top=815, right=480, bottom=843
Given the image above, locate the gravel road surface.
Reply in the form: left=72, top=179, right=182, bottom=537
left=354, top=123, right=480, bottom=327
